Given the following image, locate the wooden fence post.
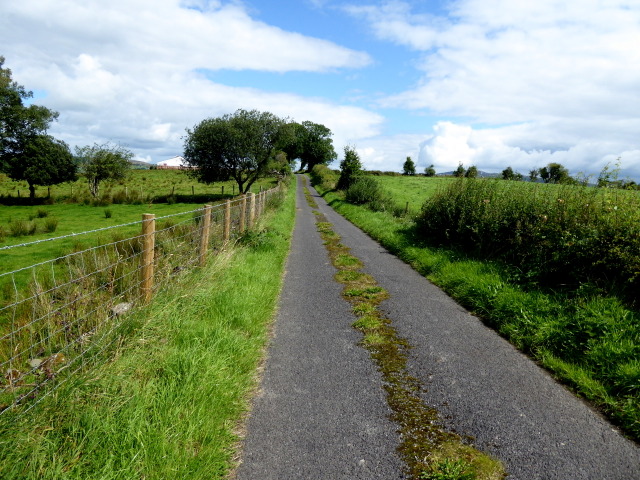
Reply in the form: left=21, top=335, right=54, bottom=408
left=239, top=194, right=247, bottom=233
left=141, top=213, right=156, bottom=304
left=199, top=205, right=212, bottom=266
left=248, top=193, right=256, bottom=229
left=224, top=199, right=231, bottom=242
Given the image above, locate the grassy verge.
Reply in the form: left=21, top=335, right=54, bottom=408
left=312, top=180, right=640, bottom=443
left=0, top=179, right=296, bottom=479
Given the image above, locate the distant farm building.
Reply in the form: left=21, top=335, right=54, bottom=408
left=156, top=156, right=193, bottom=170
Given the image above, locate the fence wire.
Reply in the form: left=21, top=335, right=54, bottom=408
left=0, top=186, right=282, bottom=416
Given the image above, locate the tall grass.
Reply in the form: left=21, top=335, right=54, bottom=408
left=0, top=179, right=295, bottom=479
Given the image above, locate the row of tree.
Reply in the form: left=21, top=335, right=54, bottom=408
left=1, top=56, right=133, bottom=200
left=401, top=158, right=636, bottom=188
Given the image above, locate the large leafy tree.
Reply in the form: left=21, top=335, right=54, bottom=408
left=540, top=162, right=571, bottom=184
left=75, top=143, right=133, bottom=197
left=184, top=109, right=286, bottom=193
left=279, top=121, right=336, bottom=172
left=403, top=156, right=416, bottom=175
left=1, top=56, right=61, bottom=177
left=6, top=134, right=77, bottom=200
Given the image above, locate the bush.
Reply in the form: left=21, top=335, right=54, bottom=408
left=417, top=178, right=640, bottom=302
left=310, top=164, right=338, bottom=191
left=9, top=219, right=37, bottom=237
left=43, top=218, right=58, bottom=233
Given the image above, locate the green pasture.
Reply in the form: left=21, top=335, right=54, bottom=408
left=372, top=175, right=455, bottom=213
left=0, top=169, right=274, bottom=203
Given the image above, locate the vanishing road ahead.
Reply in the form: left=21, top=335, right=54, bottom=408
left=235, top=175, right=640, bottom=480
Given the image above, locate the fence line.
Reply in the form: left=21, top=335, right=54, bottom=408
left=0, top=184, right=283, bottom=416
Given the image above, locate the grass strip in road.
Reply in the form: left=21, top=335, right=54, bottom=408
left=0, top=181, right=296, bottom=479
left=312, top=211, right=505, bottom=479
left=312, top=182, right=640, bottom=443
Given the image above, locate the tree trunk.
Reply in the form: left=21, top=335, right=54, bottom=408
left=28, top=183, right=36, bottom=203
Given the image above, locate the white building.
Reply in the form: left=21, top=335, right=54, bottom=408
left=156, top=156, right=189, bottom=169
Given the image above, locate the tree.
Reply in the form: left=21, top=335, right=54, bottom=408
left=76, top=143, right=133, bottom=197
left=502, top=166, right=515, bottom=180
left=453, top=163, right=465, bottom=177
left=424, top=164, right=436, bottom=177
left=184, top=109, right=285, bottom=193
left=540, top=162, right=570, bottom=184
left=279, top=120, right=337, bottom=172
left=529, top=169, right=539, bottom=182
left=403, top=156, right=416, bottom=176
left=1, top=56, right=59, bottom=174
left=5, top=134, right=76, bottom=200
left=337, top=145, right=363, bottom=191
left=465, top=165, right=478, bottom=178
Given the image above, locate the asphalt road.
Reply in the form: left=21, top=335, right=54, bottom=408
left=235, top=176, right=640, bottom=479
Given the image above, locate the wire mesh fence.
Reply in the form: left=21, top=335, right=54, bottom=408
left=0, top=186, right=283, bottom=415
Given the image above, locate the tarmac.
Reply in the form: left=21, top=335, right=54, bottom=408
left=235, top=175, right=640, bottom=480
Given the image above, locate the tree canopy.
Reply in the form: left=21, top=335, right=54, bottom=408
left=1, top=56, right=77, bottom=200
left=540, top=163, right=571, bottom=184
left=453, top=163, right=465, bottom=177
left=184, top=109, right=286, bottom=194
left=6, top=134, right=77, bottom=199
left=279, top=120, right=336, bottom=172
left=75, top=143, right=133, bottom=197
left=403, top=156, right=416, bottom=176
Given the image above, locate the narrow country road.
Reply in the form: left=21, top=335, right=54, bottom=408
left=235, top=175, right=640, bottom=480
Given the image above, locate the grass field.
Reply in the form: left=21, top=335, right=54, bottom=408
left=0, top=177, right=296, bottom=479
left=0, top=169, right=274, bottom=204
left=311, top=171, right=640, bottom=443
left=373, top=175, right=454, bottom=214
left=1, top=170, right=278, bottom=277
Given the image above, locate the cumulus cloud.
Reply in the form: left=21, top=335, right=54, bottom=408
left=0, top=0, right=376, bottom=161
left=347, top=0, right=640, bottom=178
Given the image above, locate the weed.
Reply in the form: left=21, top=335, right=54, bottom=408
left=36, top=209, right=49, bottom=218
left=420, top=458, right=475, bottom=480
left=43, top=218, right=58, bottom=233
left=9, top=219, right=36, bottom=237
left=104, top=209, right=113, bottom=219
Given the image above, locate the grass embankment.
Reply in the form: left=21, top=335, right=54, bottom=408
left=310, top=168, right=639, bottom=442
left=0, top=179, right=296, bottom=479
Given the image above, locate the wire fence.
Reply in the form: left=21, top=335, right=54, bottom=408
left=0, top=185, right=283, bottom=416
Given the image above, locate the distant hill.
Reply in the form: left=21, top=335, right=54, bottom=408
left=128, top=159, right=152, bottom=169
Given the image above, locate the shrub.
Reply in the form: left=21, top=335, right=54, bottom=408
left=36, top=208, right=49, bottom=218
left=43, top=218, right=59, bottom=233
left=104, top=209, right=113, bottom=219
left=417, top=178, right=640, bottom=302
left=9, top=219, right=37, bottom=237
left=310, top=164, right=338, bottom=191
left=337, top=146, right=363, bottom=191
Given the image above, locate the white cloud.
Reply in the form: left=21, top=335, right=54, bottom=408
left=0, top=0, right=377, bottom=162
left=347, top=0, right=640, bottom=178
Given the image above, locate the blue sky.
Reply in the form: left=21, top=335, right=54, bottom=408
left=1, top=0, right=639, bottom=178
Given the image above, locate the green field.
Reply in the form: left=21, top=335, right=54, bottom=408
left=0, top=169, right=278, bottom=277
left=0, top=168, right=272, bottom=204
left=373, top=175, right=455, bottom=214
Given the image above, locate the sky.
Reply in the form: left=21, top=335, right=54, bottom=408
left=1, top=0, right=639, bottom=179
